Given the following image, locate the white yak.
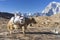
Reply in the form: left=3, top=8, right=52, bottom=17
left=7, top=13, right=36, bottom=34
left=7, top=13, right=26, bottom=34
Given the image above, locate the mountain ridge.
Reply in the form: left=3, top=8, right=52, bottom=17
left=0, top=12, right=14, bottom=19
left=42, top=1, right=60, bottom=16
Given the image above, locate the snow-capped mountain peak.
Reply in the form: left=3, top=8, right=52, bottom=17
left=42, top=1, right=60, bottom=16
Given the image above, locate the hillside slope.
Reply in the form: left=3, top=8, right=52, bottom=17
left=0, top=13, right=60, bottom=40
left=0, top=12, right=14, bottom=19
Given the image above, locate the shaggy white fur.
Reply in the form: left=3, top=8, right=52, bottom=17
left=7, top=15, right=25, bottom=34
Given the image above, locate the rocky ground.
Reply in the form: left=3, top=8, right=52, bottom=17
left=0, top=13, right=60, bottom=40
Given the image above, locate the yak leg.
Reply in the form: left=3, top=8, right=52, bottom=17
left=22, top=26, right=25, bottom=34
left=22, top=25, right=27, bottom=35
left=7, top=24, right=14, bottom=34
left=24, top=25, right=27, bottom=32
left=9, top=25, right=13, bottom=34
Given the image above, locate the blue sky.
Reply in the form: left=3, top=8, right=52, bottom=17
left=0, top=0, right=60, bottom=13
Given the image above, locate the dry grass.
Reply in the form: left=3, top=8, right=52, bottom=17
left=0, top=13, right=60, bottom=40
